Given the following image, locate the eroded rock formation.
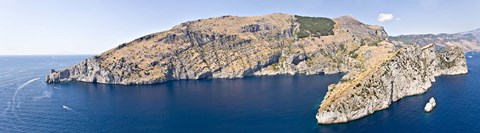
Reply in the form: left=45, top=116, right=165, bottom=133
left=46, top=14, right=388, bottom=85
left=315, top=44, right=467, bottom=124
left=45, top=14, right=468, bottom=124
left=424, top=97, right=436, bottom=112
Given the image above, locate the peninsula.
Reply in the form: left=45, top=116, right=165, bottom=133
left=45, top=14, right=468, bottom=124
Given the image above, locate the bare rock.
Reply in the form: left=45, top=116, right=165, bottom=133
left=315, top=44, right=467, bottom=124
left=424, top=97, right=436, bottom=112
left=44, top=13, right=468, bottom=125
left=46, top=14, right=390, bottom=85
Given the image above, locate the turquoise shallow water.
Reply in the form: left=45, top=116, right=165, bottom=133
left=0, top=53, right=479, bottom=132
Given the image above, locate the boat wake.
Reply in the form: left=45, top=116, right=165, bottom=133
left=12, top=78, right=40, bottom=107
left=2, top=78, right=40, bottom=123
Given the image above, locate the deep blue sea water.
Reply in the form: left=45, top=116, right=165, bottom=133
left=0, top=53, right=479, bottom=133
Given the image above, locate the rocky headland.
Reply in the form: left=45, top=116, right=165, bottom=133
left=315, top=44, right=467, bottom=124
left=45, top=14, right=468, bottom=124
left=46, top=14, right=389, bottom=84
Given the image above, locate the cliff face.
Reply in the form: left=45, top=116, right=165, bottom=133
left=315, top=44, right=467, bottom=124
left=46, top=14, right=389, bottom=85
left=45, top=14, right=468, bottom=125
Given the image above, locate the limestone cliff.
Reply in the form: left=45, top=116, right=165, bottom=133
left=45, top=14, right=468, bottom=125
left=315, top=44, right=467, bottom=124
left=46, top=14, right=389, bottom=85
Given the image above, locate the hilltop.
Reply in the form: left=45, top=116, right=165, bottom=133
left=45, top=14, right=467, bottom=124
left=46, top=14, right=389, bottom=85
left=389, top=29, right=480, bottom=51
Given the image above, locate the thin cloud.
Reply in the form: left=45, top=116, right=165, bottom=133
left=378, top=13, right=394, bottom=22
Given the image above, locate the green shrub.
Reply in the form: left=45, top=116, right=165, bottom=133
left=294, top=15, right=335, bottom=38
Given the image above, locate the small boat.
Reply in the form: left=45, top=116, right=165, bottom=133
left=62, top=105, right=72, bottom=111
left=468, top=56, right=473, bottom=59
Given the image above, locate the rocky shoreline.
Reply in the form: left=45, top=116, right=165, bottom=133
left=315, top=44, right=467, bottom=124
left=45, top=14, right=468, bottom=124
left=46, top=14, right=388, bottom=85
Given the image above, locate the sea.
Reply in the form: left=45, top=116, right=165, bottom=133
left=0, top=53, right=479, bottom=133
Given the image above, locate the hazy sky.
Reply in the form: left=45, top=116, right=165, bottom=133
left=1, top=0, right=479, bottom=55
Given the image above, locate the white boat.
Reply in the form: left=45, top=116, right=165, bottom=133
left=62, top=105, right=72, bottom=111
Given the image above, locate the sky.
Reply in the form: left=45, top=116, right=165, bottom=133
left=1, top=0, right=479, bottom=55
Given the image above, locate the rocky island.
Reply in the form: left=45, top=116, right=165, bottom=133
left=46, top=14, right=468, bottom=124
left=424, top=97, right=436, bottom=112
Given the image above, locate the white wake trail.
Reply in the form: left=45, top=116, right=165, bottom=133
left=2, top=78, right=40, bottom=118
left=12, top=78, right=40, bottom=107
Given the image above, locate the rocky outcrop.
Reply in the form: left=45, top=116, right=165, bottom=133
left=46, top=14, right=389, bottom=85
left=315, top=44, right=467, bottom=124
left=45, top=14, right=468, bottom=125
left=46, top=58, right=127, bottom=84
left=424, top=97, right=436, bottom=112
